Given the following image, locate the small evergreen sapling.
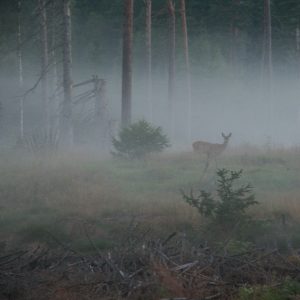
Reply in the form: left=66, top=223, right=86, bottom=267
left=182, top=169, right=258, bottom=231
left=112, top=120, right=170, bottom=159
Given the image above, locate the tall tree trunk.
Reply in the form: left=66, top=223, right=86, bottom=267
left=50, top=0, right=60, bottom=136
left=17, top=0, right=24, bottom=141
left=38, top=0, right=49, bottom=135
left=180, top=0, right=192, bottom=142
left=61, top=0, right=73, bottom=146
left=262, top=0, right=273, bottom=136
left=296, top=25, right=300, bottom=130
left=121, top=0, right=134, bottom=127
left=230, top=0, right=240, bottom=76
left=145, top=0, right=152, bottom=122
left=167, top=0, right=176, bottom=138
left=93, top=76, right=109, bottom=151
left=296, top=25, right=300, bottom=78
left=263, top=0, right=273, bottom=89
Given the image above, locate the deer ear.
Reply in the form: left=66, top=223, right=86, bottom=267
left=222, top=132, right=225, bottom=138
left=228, top=133, right=232, bottom=138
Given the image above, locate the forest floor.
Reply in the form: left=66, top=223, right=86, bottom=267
left=0, top=145, right=300, bottom=299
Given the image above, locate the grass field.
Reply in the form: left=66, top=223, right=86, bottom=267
left=0, top=145, right=300, bottom=252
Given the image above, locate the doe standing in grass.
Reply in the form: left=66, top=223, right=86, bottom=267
left=192, top=133, right=232, bottom=170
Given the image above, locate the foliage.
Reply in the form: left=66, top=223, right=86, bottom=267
left=3, top=0, right=300, bottom=74
left=0, top=149, right=300, bottom=250
left=112, top=120, right=170, bottom=159
left=221, top=239, right=254, bottom=255
left=238, top=279, right=300, bottom=300
left=182, top=169, right=258, bottom=232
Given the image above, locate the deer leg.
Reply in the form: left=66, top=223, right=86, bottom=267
left=203, top=153, right=210, bottom=173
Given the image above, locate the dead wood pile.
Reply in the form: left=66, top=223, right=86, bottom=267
left=0, top=232, right=299, bottom=300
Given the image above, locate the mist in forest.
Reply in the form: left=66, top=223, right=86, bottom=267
left=0, top=0, right=300, bottom=152
left=1, top=64, right=299, bottom=150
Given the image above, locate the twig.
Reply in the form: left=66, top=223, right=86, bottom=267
left=83, top=224, right=126, bottom=279
left=205, top=293, right=222, bottom=300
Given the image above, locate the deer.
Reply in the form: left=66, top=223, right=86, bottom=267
left=192, top=133, right=232, bottom=171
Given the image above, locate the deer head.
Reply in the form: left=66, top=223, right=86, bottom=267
left=221, top=132, right=232, bottom=145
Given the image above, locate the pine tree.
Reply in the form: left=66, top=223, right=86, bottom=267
left=121, top=0, right=134, bottom=127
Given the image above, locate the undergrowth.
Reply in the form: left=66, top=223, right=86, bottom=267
left=0, top=148, right=299, bottom=250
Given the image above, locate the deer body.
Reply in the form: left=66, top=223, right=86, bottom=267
left=192, top=133, right=232, bottom=159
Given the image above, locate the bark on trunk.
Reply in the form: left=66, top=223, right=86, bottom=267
left=121, top=0, right=134, bottom=127
left=296, top=25, right=300, bottom=78
left=180, top=0, right=192, bottom=141
left=17, top=0, right=24, bottom=140
left=230, top=0, right=240, bottom=75
left=262, top=0, right=273, bottom=135
left=94, top=76, right=109, bottom=150
left=263, top=0, right=273, bottom=88
left=38, top=0, right=49, bottom=135
left=50, top=0, right=60, bottom=136
left=61, top=0, right=73, bottom=146
left=145, top=0, right=152, bottom=122
left=167, top=0, right=176, bottom=137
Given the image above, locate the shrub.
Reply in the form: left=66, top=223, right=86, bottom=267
left=182, top=169, right=258, bottom=234
left=238, top=279, right=300, bottom=300
left=112, top=120, right=170, bottom=159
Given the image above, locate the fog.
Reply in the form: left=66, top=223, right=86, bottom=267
left=1, top=66, right=299, bottom=152
left=0, top=6, right=300, bottom=152
left=2, top=3, right=300, bottom=297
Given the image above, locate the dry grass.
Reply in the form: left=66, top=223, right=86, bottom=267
left=0, top=145, right=299, bottom=248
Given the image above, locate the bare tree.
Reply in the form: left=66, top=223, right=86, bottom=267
left=93, top=76, right=109, bottom=150
left=122, top=0, right=134, bottom=127
left=145, top=0, right=152, bottom=122
left=263, top=0, right=273, bottom=89
left=180, top=0, right=192, bottom=142
left=17, top=0, right=24, bottom=140
left=262, top=0, right=273, bottom=134
left=295, top=25, right=300, bottom=130
left=296, top=25, right=300, bottom=78
left=167, top=0, right=176, bottom=137
left=38, top=0, right=49, bottom=135
left=230, top=0, right=240, bottom=75
left=50, top=0, right=60, bottom=135
left=60, top=0, right=73, bottom=146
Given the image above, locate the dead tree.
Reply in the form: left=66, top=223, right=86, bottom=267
left=230, top=0, right=240, bottom=75
left=263, top=0, right=273, bottom=89
left=180, top=0, right=192, bottom=142
left=122, top=0, right=134, bottom=127
left=38, top=0, right=50, bottom=135
left=145, top=0, right=152, bottom=122
left=17, top=0, right=24, bottom=141
left=93, top=76, right=109, bottom=150
left=167, top=0, right=176, bottom=138
left=262, top=0, right=273, bottom=133
left=50, top=0, right=60, bottom=136
left=60, top=0, right=73, bottom=146
left=296, top=25, right=300, bottom=78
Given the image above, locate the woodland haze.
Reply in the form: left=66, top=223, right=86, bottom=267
left=0, top=0, right=300, bottom=147
left=0, top=1, right=300, bottom=299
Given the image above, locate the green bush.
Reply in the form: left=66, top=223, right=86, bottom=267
left=238, top=279, right=300, bottom=300
left=182, top=169, right=258, bottom=234
left=112, top=120, right=170, bottom=159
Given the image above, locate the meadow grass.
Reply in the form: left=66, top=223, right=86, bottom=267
left=0, top=145, right=300, bottom=249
